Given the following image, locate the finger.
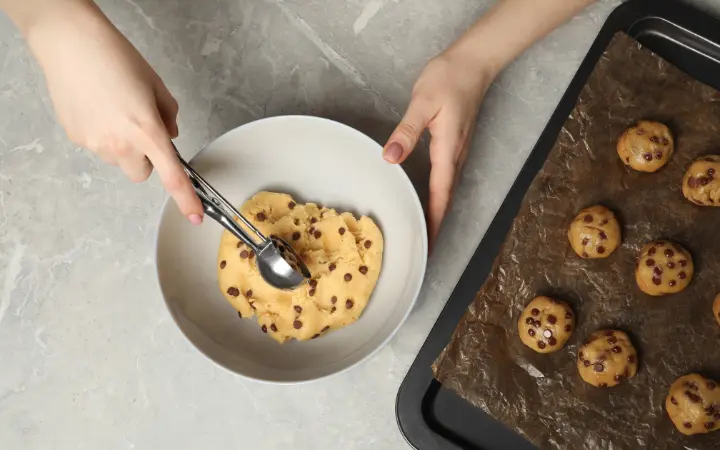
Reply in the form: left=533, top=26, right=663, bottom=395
left=427, top=131, right=464, bottom=251
left=154, top=82, right=180, bottom=138
left=140, top=120, right=203, bottom=224
left=383, top=96, right=435, bottom=164
left=117, top=151, right=153, bottom=183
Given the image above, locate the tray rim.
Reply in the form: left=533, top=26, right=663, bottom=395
left=395, top=0, right=720, bottom=449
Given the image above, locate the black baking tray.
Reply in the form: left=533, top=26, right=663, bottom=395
left=395, top=1, right=720, bottom=449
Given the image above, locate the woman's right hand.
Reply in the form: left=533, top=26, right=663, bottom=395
left=23, top=0, right=203, bottom=224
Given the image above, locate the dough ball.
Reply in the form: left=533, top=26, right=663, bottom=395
left=577, top=329, right=638, bottom=388
left=617, top=120, right=674, bottom=172
left=682, top=155, right=720, bottom=206
left=713, top=294, right=720, bottom=328
left=568, top=205, right=621, bottom=258
left=217, top=191, right=384, bottom=343
left=518, top=296, right=575, bottom=353
left=666, top=373, right=720, bottom=435
left=635, top=240, right=693, bottom=296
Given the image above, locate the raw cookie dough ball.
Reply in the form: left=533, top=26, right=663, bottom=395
left=577, top=329, right=638, bottom=388
left=518, top=296, right=575, bottom=353
left=682, top=155, right=720, bottom=206
left=635, top=240, right=694, bottom=296
left=617, top=120, right=674, bottom=172
left=665, top=373, right=720, bottom=435
left=713, top=294, right=720, bottom=327
left=568, top=205, right=621, bottom=258
left=217, top=191, right=384, bottom=343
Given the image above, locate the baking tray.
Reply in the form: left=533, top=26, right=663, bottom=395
left=395, top=1, right=720, bottom=449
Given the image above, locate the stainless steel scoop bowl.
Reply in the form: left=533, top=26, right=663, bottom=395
left=173, top=143, right=311, bottom=290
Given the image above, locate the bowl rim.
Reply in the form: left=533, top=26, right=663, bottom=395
left=153, top=115, right=428, bottom=384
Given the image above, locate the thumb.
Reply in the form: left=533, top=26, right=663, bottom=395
left=383, top=97, right=434, bottom=164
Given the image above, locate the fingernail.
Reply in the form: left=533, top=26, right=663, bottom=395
left=188, top=214, right=203, bottom=225
left=384, top=142, right=403, bottom=163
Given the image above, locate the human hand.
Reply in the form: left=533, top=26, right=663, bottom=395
left=25, top=1, right=203, bottom=223
left=383, top=49, right=493, bottom=249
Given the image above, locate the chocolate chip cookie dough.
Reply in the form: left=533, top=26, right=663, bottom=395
left=713, top=294, right=720, bottom=328
left=682, top=155, right=720, bottom=206
left=617, top=120, right=674, bottom=172
left=635, top=240, right=694, bottom=296
left=577, top=330, right=638, bottom=388
left=517, top=296, right=575, bottom=353
left=217, top=191, right=384, bottom=343
left=568, top=205, right=621, bottom=258
left=666, top=373, right=720, bottom=435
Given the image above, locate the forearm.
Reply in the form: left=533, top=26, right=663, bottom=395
left=0, top=0, right=101, bottom=37
left=448, top=0, right=596, bottom=77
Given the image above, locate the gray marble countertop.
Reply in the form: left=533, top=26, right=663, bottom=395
left=3, top=1, right=720, bottom=449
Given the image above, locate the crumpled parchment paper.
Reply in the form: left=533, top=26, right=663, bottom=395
left=432, top=32, right=720, bottom=450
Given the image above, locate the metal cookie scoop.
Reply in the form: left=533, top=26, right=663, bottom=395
left=172, top=143, right=311, bottom=290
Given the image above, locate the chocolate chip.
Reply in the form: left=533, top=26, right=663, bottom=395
left=237, top=242, right=242, bottom=249
left=311, top=334, right=320, bottom=339
left=308, top=227, right=315, bottom=234
left=314, top=231, right=322, bottom=239
left=678, top=271, right=686, bottom=279
left=628, top=355, right=636, bottom=363
left=331, top=307, right=336, bottom=313
left=582, top=252, right=589, bottom=258
left=331, top=296, right=337, bottom=304
left=256, top=212, right=266, bottom=222
left=643, top=153, right=653, bottom=161
left=261, top=325, right=268, bottom=333
left=705, top=422, right=715, bottom=430
left=646, top=259, right=655, bottom=267
left=359, top=266, right=368, bottom=275
left=249, top=302, right=256, bottom=310
left=321, top=326, right=330, bottom=332
left=654, top=266, right=663, bottom=275
left=227, top=287, right=240, bottom=297
left=599, top=231, right=608, bottom=240
left=594, top=363, right=604, bottom=372
left=547, top=315, right=557, bottom=324
left=293, top=320, right=302, bottom=329
left=584, top=360, right=591, bottom=367
left=288, top=201, right=296, bottom=209
left=581, top=237, right=590, bottom=246
left=292, top=232, right=301, bottom=241
left=679, top=260, right=687, bottom=267
left=220, top=260, right=226, bottom=269
left=531, top=308, right=540, bottom=316
left=344, top=273, right=352, bottom=282
left=648, top=247, right=656, bottom=256
left=688, top=177, right=700, bottom=188
left=579, top=351, right=584, bottom=359
left=665, top=249, right=674, bottom=258
left=597, top=246, right=605, bottom=254
left=584, top=214, right=593, bottom=223
left=662, top=137, right=670, bottom=145
left=667, top=261, right=675, bottom=269
left=708, top=381, right=717, bottom=390
left=625, top=157, right=630, bottom=163
left=671, top=397, right=678, bottom=405
left=685, top=391, right=702, bottom=403
left=246, top=290, right=253, bottom=298
left=709, top=168, right=716, bottom=176
left=565, top=311, right=573, bottom=319
left=683, top=422, right=692, bottom=429
left=601, top=219, right=609, bottom=225
left=249, top=251, right=255, bottom=259
left=565, top=324, right=572, bottom=332
left=537, top=341, right=546, bottom=349
left=605, top=330, right=614, bottom=336
left=309, top=289, right=316, bottom=296
left=309, top=279, right=318, bottom=288
left=654, top=151, right=663, bottom=159
left=237, top=311, right=242, bottom=318
left=364, top=240, right=372, bottom=249
left=534, top=320, right=541, bottom=327
left=270, top=324, right=278, bottom=332
left=528, top=328, right=536, bottom=337
left=294, top=306, right=302, bottom=314
left=701, top=177, right=710, bottom=186
left=686, top=382, right=699, bottom=391
left=612, top=345, right=622, bottom=353
left=669, top=280, right=677, bottom=287
left=346, top=299, right=354, bottom=309
left=548, top=337, right=557, bottom=346
left=652, top=276, right=662, bottom=285
left=338, top=227, right=346, bottom=235
left=614, top=374, right=623, bottom=382
left=599, top=383, right=608, bottom=388
left=608, top=336, right=618, bottom=344
left=637, top=128, right=645, bottom=135
left=240, top=250, right=249, bottom=259
left=650, top=135, right=659, bottom=143
left=294, top=219, right=300, bottom=226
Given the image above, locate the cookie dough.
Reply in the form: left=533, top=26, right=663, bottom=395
left=682, top=155, right=720, bottom=206
left=518, top=296, right=575, bottom=353
left=713, top=294, right=720, bottom=328
left=617, top=120, right=674, bottom=172
left=217, top=191, right=384, bottom=343
left=666, top=373, right=720, bottom=435
left=568, top=205, right=621, bottom=259
left=635, top=240, right=694, bottom=296
left=577, top=329, right=638, bottom=388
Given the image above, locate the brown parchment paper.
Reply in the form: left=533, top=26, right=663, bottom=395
left=432, top=33, right=720, bottom=450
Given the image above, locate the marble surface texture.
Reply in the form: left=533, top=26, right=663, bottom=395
left=3, top=0, right=720, bottom=449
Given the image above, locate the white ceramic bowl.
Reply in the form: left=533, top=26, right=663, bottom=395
left=155, top=116, right=427, bottom=383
